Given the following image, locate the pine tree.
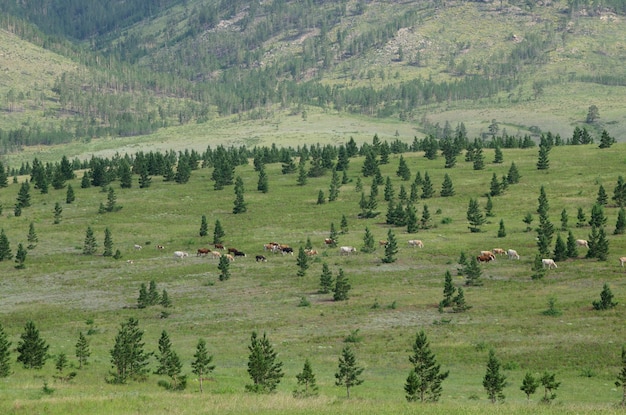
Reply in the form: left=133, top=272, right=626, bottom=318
left=497, top=219, right=506, bottom=238
left=245, top=331, right=284, bottom=393
left=118, top=159, right=132, bottom=188
left=598, top=129, right=615, bottom=148
left=560, top=208, right=568, bottom=231
left=0, top=324, right=11, bottom=377
left=531, top=253, right=547, bottom=280
left=384, top=176, right=394, bottom=202
left=472, top=147, right=485, bottom=170
left=361, top=227, right=375, bottom=253
left=523, top=212, right=533, bottom=232
left=440, top=173, right=454, bottom=197
left=333, top=268, right=351, bottom=301
left=576, top=207, right=587, bottom=227
left=452, top=287, right=471, bottom=312
left=615, top=208, right=626, bottom=235
left=52, top=201, right=62, bottom=224
left=485, top=195, right=495, bottom=217
left=83, top=226, right=97, bottom=255
left=589, top=204, right=607, bottom=228
left=340, top=214, right=349, bottom=234
left=14, top=243, right=27, bottom=269
left=137, top=283, right=149, bottom=308
left=537, top=144, right=550, bottom=170
left=553, top=233, right=567, bottom=262
left=66, top=183, right=75, bottom=204
left=106, top=186, right=118, bottom=212
left=467, top=198, right=486, bottom=233
left=355, top=177, right=362, bottom=192
left=483, top=349, right=506, bottom=403
left=616, top=346, right=626, bottom=406
left=420, top=205, right=431, bottom=229
left=213, top=220, right=225, bottom=244
left=75, top=332, right=90, bottom=369
left=319, top=263, right=334, bottom=294
left=16, top=181, right=31, bottom=208
left=328, top=169, right=340, bottom=202
left=294, top=359, right=319, bottom=398
left=199, top=215, right=208, bottom=237
left=233, top=176, right=247, bottom=214
left=103, top=227, right=113, bottom=257
left=396, top=155, right=411, bottom=180
left=382, top=229, right=398, bottom=263
left=296, top=246, right=309, bottom=277
left=160, top=290, right=171, bottom=308
left=463, top=256, right=482, bottom=286
left=81, top=171, right=91, bottom=188
left=55, top=352, right=68, bottom=376
left=537, top=185, right=549, bottom=216
left=439, top=270, right=456, bottom=308
left=406, top=204, right=419, bottom=233
left=540, top=372, right=561, bottom=403
left=17, top=321, right=49, bottom=369
left=0, top=161, right=7, bottom=188
left=328, top=223, right=338, bottom=248
left=257, top=165, right=269, bottom=193
left=613, top=176, right=626, bottom=208
left=593, top=283, right=617, bottom=310
left=506, top=162, right=520, bottom=184
left=109, top=317, right=151, bottom=384
left=316, top=189, right=325, bottom=205
left=361, top=148, right=379, bottom=177
left=147, top=280, right=159, bottom=305
left=405, top=330, right=448, bottom=402
left=155, top=330, right=174, bottom=375
left=27, top=222, right=38, bottom=249
left=296, top=160, right=308, bottom=186
left=421, top=172, right=434, bottom=199
left=597, top=185, right=608, bottom=206
left=520, top=372, right=539, bottom=400
left=0, top=229, right=12, bottom=261
left=566, top=230, right=579, bottom=258
left=191, top=338, right=215, bottom=393
left=489, top=173, right=501, bottom=196
left=493, top=145, right=503, bottom=163
left=335, top=345, right=364, bottom=398
left=218, top=255, right=230, bottom=281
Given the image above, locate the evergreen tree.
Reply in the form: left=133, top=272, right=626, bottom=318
left=257, top=165, right=269, bottom=193
left=118, top=159, right=132, bottom=188
left=452, top=287, right=471, bottom=312
left=493, top=145, right=503, bottom=164
left=233, top=176, right=247, bottom=214
left=566, top=230, right=579, bottom=258
left=467, top=198, right=486, bottom=233
left=440, top=173, right=454, bottom=197
left=523, top=213, right=534, bottom=232
left=213, top=220, right=225, bottom=244
left=440, top=270, right=456, bottom=308
left=537, top=185, right=549, bottom=216
left=296, top=160, right=308, bottom=186
left=319, top=263, right=334, bottom=294
left=531, top=253, right=547, bottom=280
left=109, top=317, right=151, bottom=384
left=81, top=171, right=91, bottom=188
left=406, top=204, right=419, bottom=233
left=616, top=346, right=626, bottom=407
left=0, top=323, right=12, bottom=377
left=340, top=214, right=349, bottom=234
left=51, top=166, right=66, bottom=190
left=593, top=283, right=617, bottom=310
left=147, top=280, right=159, bottom=306
left=553, top=233, right=567, bottom=262
left=17, top=321, right=49, bottom=369
left=472, top=147, right=485, bottom=170
left=540, top=372, right=561, bottom=403
left=489, top=173, right=501, bottom=197
left=405, top=330, right=448, bottom=402
left=0, top=229, right=12, bottom=261
left=199, top=215, right=208, bottom=237
left=421, top=172, right=434, bottom=199
left=328, top=169, right=340, bottom=202
left=245, top=331, right=284, bottom=393
left=463, top=256, right=482, bottom=286
left=0, top=161, right=7, bottom=188
left=598, top=129, right=616, bottom=148
left=361, top=148, right=379, bottom=177
left=361, top=227, right=376, bottom=253
left=613, top=176, right=626, bottom=208
left=560, top=208, right=568, bottom=231
left=576, top=207, right=587, bottom=228
left=335, top=346, right=364, bottom=398
left=396, top=155, right=411, bottom=180
left=27, top=222, right=38, bottom=249
left=483, top=349, right=507, bottom=403
left=155, top=330, right=185, bottom=390
left=218, top=255, right=230, bottom=281
left=506, top=162, right=520, bottom=184
left=83, top=226, right=97, bottom=255
left=384, top=177, right=394, bottom=202
left=137, top=283, right=149, bottom=309
left=485, top=195, right=495, bottom=217
left=66, top=183, right=75, bottom=204
left=53, top=201, right=63, bottom=224
left=333, top=268, right=351, bottom=301
left=103, top=227, right=113, bottom=257
left=382, top=229, right=398, bottom=263
left=294, top=359, right=319, bottom=398
left=520, top=372, right=539, bottom=400
left=615, top=208, right=626, bottom=235
left=537, top=144, right=550, bottom=170
left=14, top=243, right=27, bottom=269
left=589, top=204, right=607, bottom=228
left=16, top=181, right=31, bottom=208
left=355, top=177, right=363, bottom=192
left=160, top=290, right=171, bottom=308
left=497, top=219, right=506, bottom=238
left=191, top=338, right=215, bottom=393
left=316, top=189, right=325, bottom=205
left=328, top=223, right=338, bottom=248
left=597, top=185, right=608, bottom=206
left=75, top=332, right=90, bottom=369
left=420, top=205, right=431, bottom=229
left=296, top=247, right=309, bottom=277
left=398, top=184, right=408, bottom=202
left=442, top=138, right=457, bottom=168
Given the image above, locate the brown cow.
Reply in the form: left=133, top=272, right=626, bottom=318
left=477, top=254, right=495, bottom=263
left=214, top=243, right=225, bottom=250
left=197, top=248, right=211, bottom=257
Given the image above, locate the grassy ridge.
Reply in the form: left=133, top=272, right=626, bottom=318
left=1, top=141, right=626, bottom=414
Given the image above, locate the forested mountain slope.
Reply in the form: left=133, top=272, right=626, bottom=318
left=0, top=0, right=625, bottom=156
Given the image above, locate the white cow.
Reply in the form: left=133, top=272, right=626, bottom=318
left=507, top=249, right=520, bottom=260
left=339, top=246, right=357, bottom=255
left=620, top=257, right=626, bottom=267
left=542, top=258, right=557, bottom=269
left=173, top=251, right=189, bottom=260
left=408, top=240, right=424, bottom=248
left=134, top=244, right=142, bottom=250
left=575, top=239, right=589, bottom=248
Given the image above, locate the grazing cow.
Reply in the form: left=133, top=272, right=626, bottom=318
left=492, top=248, right=506, bottom=256
left=211, top=251, right=222, bottom=259
left=156, top=245, right=165, bottom=250
left=173, top=251, right=189, bottom=260
left=477, top=254, right=495, bottom=263
left=305, top=249, right=318, bottom=256
left=234, top=250, right=246, bottom=257
left=228, top=247, right=239, bottom=254
left=126, top=260, right=134, bottom=264
left=480, top=251, right=496, bottom=261
left=576, top=239, right=589, bottom=248
left=256, top=255, right=267, bottom=262
left=134, top=244, right=142, bottom=250
left=339, top=246, right=357, bottom=255
left=225, top=253, right=235, bottom=262
left=507, top=249, right=520, bottom=260
left=264, top=243, right=278, bottom=251
left=379, top=240, right=389, bottom=247
left=408, top=240, right=424, bottom=248
left=281, top=247, right=294, bottom=255
left=542, top=258, right=557, bottom=269
left=197, top=248, right=211, bottom=257
left=619, top=257, right=626, bottom=267
left=324, top=238, right=336, bottom=246
left=214, top=243, right=225, bottom=250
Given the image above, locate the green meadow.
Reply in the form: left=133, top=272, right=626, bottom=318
left=0, top=139, right=625, bottom=414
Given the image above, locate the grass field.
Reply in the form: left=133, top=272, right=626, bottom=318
left=1, top=139, right=626, bottom=414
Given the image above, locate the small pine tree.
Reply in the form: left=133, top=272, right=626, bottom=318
left=0, top=229, right=12, bottom=261
left=531, top=253, right=547, bottom=280
left=472, top=147, right=485, bottom=170
left=537, top=145, right=550, bottom=170
left=257, top=165, right=269, bottom=193
left=155, top=330, right=174, bottom=375
left=0, top=324, right=11, bottom=377
left=361, top=227, right=375, bottom=253
left=333, top=268, right=351, bottom=301
left=147, top=280, right=160, bottom=306
left=319, top=263, right=334, bottom=294
left=507, top=162, right=520, bottom=184
left=440, top=173, right=454, bottom=197
left=597, top=185, right=608, bottom=206
left=316, top=189, right=325, bottom=205
left=497, top=219, right=506, bottom=238
left=592, top=283, right=617, bottom=310
left=406, top=204, right=419, bottom=233
left=14, top=243, right=27, bottom=269
left=294, top=359, right=319, bottom=398
left=328, top=223, right=338, bottom=248
left=598, top=129, right=615, bottom=148
left=616, top=346, right=626, bottom=407
left=335, top=346, right=364, bottom=398
left=218, top=255, right=230, bottom=281
left=493, top=146, right=503, bottom=163
left=560, top=208, right=568, bottom=231
left=613, top=176, right=626, bottom=208
left=452, top=287, right=471, bottom=312
left=420, top=205, right=431, bottom=229
left=199, top=215, right=208, bottom=237
left=489, top=173, right=501, bottom=196
left=405, top=330, right=449, bottom=402
left=160, top=290, right=171, bottom=308
left=103, top=227, right=113, bottom=257
left=245, top=331, right=284, bottom=393
left=17, top=321, right=49, bottom=369
left=83, top=226, right=97, bottom=255
left=483, top=349, right=507, bottom=403
left=440, top=270, right=456, bottom=308
left=576, top=207, right=587, bottom=228
left=75, top=332, right=90, bottom=369
left=296, top=246, right=309, bottom=277
left=520, top=372, right=539, bottom=400
left=396, top=155, right=411, bottom=180
left=27, top=222, right=38, bottom=249
left=615, top=208, right=626, bottom=235
left=340, top=214, right=349, bottom=234
left=109, top=317, right=151, bottom=384
left=191, top=338, right=215, bottom=393
left=106, top=186, right=118, bottom=212
left=540, top=372, right=561, bottom=403
left=233, top=176, right=247, bottom=214
left=53, top=202, right=63, bottom=224
left=55, top=353, right=68, bottom=375
left=297, top=161, right=308, bottom=186
left=213, top=220, right=225, bottom=244
left=384, top=177, right=394, bottom=202
left=137, top=283, right=149, bottom=309
left=523, top=212, right=533, bottom=232
left=566, top=230, right=579, bottom=258
left=421, top=172, right=434, bottom=199
left=467, top=198, right=486, bottom=233
left=553, top=233, right=567, bottom=262
left=66, top=184, right=75, bottom=204
left=464, top=257, right=482, bottom=286
left=485, top=195, right=495, bottom=217
left=382, top=229, right=398, bottom=263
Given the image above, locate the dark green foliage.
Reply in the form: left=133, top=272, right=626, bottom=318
left=106, top=186, right=119, bottom=212
left=0, top=229, right=12, bottom=261
left=53, top=202, right=62, bottom=224
left=328, top=169, right=340, bottom=201
left=297, top=161, right=308, bottom=186
left=17, top=321, right=49, bottom=369
left=27, top=224, right=37, bottom=250
left=55, top=353, right=68, bottom=374
left=333, top=268, right=351, bottom=301
left=589, top=204, right=607, bottom=228
left=360, top=227, right=375, bottom=253
left=566, top=230, right=579, bottom=258
left=258, top=165, right=269, bottom=193
left=316, top=189, right=325, bottom=205
left=616, top=346, right=626, bottom=406
left=213, top=219, right=225, bottom=244
left=520, top=372, right=539, bottom=400
left=613, top=176, right=626, bottom=208
left=552, top=233, right=567, bottom=262
left=467, top=198, right=485, bottom=233
left=489, top=173, right=501, bottom=196
left=296, top=247, right=308, bottom=277
left=118, top=159, right=132, bottom=188
left=233, top=176, right=247, bottom=214
left=536, top=212, right=555, bottom=258
left=537, top=185, right=549, bottom=215
left=463, top=256, right=482, bottom=286
left=0, top=161, right=7, bottom=187
left=452, top=287, right=471, bottom=312
left=246, top=331, right=284, bottom=393
left=335, top=346, right=364, bottom=398
left=485, top=195, right=494, bottom=217
left=560, top=208, right=568, bottom=231
left=576, top=207, right=587, bottom=228
left=523, top=212, right=533, bottom=232
left=199, top=215, right=208, bottom=237
left=406, top=204, right=419, bottom=233
left=423, top=135, right=439, bottom=160
left=615, top=208, right=626, bottom=235
left=109, top=317, right=151, bottom=384
left=66, top=184, right=75, bottom=204
left=340, top=214, right=349, bottom=234
left=137, top=283, right=149, bottom=309
left=598, top=129, right=616, bottom=148
left=597, top=185, right=608, bottom=206
left=587, top=226, right=609, bottom=261
left=14, top=243, right=27, bottom=269
left=497, top=219, right=506, bottom=238
left=396, top=155, right=411, bottom=180
left=319, top=263, right=334, bottom=294
left=540, top=372, right=561, bottom=403
left=531, top=253, right=547, bottom=280
left=75, top=332, right=90, bottom=369
left=493, top=145, right=503, bottom=163
left=81, top=172, right=91, bottom=188
left=506, top=162, right=520, bottom=184
left=103, top=227, right=113, bottom=257
left=51, top=165, right=66, bottom=190
left=0, top=323, right=12, bottom=377
left=160, top=290, right=171, bottom=308
left=472, top=147, right=485, bottom=170
left=440, top=173, right=454, bottom=197
left=421, top=172, right=434, bottom=199
left=382, top=229, right=398, bottom=263
left=355, top=177, right=363, bottom=192
left=16, top=181, right=31, bottom=208
left=384, top=176, right=394, bottom=202
left=155, top=331, right=184, bottom=389
left=405, top=330, right=448, bottom=402
left=441, top=138, right=457, bottom=168
left=294, top=359, right=319, bottom=398
left=440, top=270, right=456, bottom=308
left=218, top=255, right=230, bottom=281
left=83, top=226, right=97, bottom=255
left=537, top=144, right=550, bottom=170
left=361, top=148, right=379, bottom=177
left=420, top=204, right=431, bottom=229
left=541, top=297, right=562, bottom=317
left=483, top=349, right=507, bottom=403
left=592, top=283, right=617, bottom=310
left=191, top=338, right=215, bottom=393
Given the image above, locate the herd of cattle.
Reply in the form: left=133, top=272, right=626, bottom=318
left=135, top=237, right=626, bottom=271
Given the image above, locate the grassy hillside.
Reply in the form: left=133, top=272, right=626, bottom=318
left=1, top=140, right=625, bottom=414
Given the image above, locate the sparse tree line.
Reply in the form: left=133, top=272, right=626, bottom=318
left=1, top=320, right=625, bottom=405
